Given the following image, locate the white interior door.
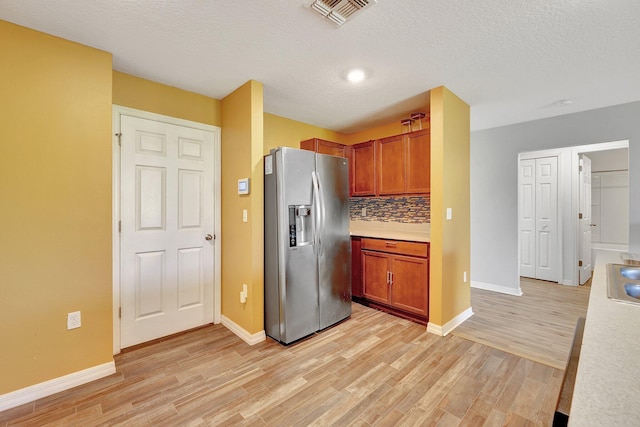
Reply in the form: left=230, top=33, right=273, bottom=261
left=591, top=174, right=602, bottom=243
left=519, top=156, right=559, bottom=281
left=519, top=159, right=536, bottom=278
left=535, top=157, right=558, bottom=281
left=120, top=115, right=215, bottom=348
left=579, top=155, right=592, bottom=284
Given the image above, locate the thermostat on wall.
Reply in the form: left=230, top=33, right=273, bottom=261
left=238, top=178, right=250, bottom=195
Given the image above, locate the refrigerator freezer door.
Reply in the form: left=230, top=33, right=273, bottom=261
left=264, top=147, right=319, bottom=344
left=316, top=154, right=352, bottom=330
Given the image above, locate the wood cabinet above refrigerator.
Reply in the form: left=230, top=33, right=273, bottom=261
left=300, top=138, right=347, bottom=158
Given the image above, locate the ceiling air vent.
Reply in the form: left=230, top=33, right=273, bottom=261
left=310, top=0, right=377, bottom=26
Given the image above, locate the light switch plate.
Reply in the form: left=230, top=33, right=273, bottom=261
left=242, top=209, right=248, bottom=223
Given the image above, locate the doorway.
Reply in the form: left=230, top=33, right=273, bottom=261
left=112, top=106, right=221, bottom=354
left=576, top=147, right=629, bottom=286
left=517, top=140, right=629, bottom=288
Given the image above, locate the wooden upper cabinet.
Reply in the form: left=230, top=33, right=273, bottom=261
left=348, top=129, right=430, bottom=197
left=378, top=134, right=406, bottom=195
left=350, top=140, right=376, bottom=196
left=300, top=138, right=346, bottom=158
left=376, top=129, right=430, bottom=195
left=406, top=129, right=430, bottom=194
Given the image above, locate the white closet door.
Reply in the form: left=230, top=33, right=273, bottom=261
left=535, top=157, right=558, bottom=281
left=519, top=156, right=559, bottom=281
left=519, top=159, right=536, bottom=278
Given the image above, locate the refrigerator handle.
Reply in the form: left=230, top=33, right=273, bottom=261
left=316, top=172, right=327, bottom=256
left=311, top=171, right=321, bottom=251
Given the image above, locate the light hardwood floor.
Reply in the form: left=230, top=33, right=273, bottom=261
left=1, top=304, right=563, bottom=426
left=452, top=278, right=590, bottom=369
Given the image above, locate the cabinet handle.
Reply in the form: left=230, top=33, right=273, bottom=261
left=385, top=242, right=397, bottom=248
left=390, top=272, right=394, bottom=285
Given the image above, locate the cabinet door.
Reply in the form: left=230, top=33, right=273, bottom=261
left=350, top=141, right=376, bottom=196
left=317, top=140, right=346, bottom=157
left=351, top=237, right=363, bottom=298
left=300, top=138, right=346, bottom=158
left=362, top=251, right=390, bottom=304
left=390, top=255, right=428, bottom=316
left=406, top=129, right=430, bottom=194
left=299, top=138, right=316, bottom=152
left=378, top=134, right=405, bottom=195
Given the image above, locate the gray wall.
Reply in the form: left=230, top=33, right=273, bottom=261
left=471, top=101, right=640, bottom=293
left=589, top=148, right=628, bottom=172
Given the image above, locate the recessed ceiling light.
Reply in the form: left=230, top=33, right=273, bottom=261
left=347, top=69, right=366, bottom=83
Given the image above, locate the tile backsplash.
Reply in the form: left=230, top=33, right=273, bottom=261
left=350, top=195, right=430, bottom=223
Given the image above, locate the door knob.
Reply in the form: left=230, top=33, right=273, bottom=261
left=205, top=234, right=214, bottom=241
left=590, top=224, right=597, bottom=227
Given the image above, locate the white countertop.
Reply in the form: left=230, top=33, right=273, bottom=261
left=349, top=220, right=430, bottom=242
left=569, top=250, right=640, bottom=426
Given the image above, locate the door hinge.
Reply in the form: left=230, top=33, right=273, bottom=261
left=579, top=213, right=583, bottom=219
left=115, top=132, right=122, bottom=146
left=118, top=220, right=121, bottom=232
left=579, top=165, right=583, bottom=172
left=578, top=260, right=583, bottom=267
left=119, top=307, right=121, bottom=318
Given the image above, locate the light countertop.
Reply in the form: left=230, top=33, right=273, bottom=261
left=569, top=250, right=640, bottom=426
left=349, top=220, right=430, bottom=243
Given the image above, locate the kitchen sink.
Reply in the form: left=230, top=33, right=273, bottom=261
left=624, top=283, right=640, bottom=299
left=607, top=264, right=640, bottom=305
left=620, top=267, right=640, bottom=281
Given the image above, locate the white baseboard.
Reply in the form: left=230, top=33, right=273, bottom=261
left=426, top=322, right=444, bottom=336
left=221, top=315, right=266, bottom=346
left=0, top=361, right=116, bottom=412
left=472, top=280, right=523, bottom=296
left=427, top=307, right=474, bottom=337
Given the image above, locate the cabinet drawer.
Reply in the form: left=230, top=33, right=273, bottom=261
left=361, top=238, right=428, bottom=258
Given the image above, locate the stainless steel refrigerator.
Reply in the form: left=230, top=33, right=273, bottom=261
left=264, top=147, right=351, bottom=344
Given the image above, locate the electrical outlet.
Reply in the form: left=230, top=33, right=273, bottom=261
left=361, top=207, right=367, bottom=217
left=242, top=209, right=248, bottom=223
left=464, top=271, right=467, bottom=283
left=67, top=311, right=81, bottom=330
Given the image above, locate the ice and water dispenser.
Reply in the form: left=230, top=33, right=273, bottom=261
left=288, top=205, right=312, bottom=247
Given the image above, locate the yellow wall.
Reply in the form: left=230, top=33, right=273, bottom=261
left=428, top=86, right=471, bottom=326
left=112, top=71, right=221, bottom=126
left=220, top=81, right=265, bottom=334
left=264, top=113, right=347, bottom=153
left=344, top=110, right=430, bottom=144
left=0, top=21, right=113, bottom=394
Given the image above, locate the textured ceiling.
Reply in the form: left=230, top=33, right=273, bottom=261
left=2, top=0, right=639, bottom=133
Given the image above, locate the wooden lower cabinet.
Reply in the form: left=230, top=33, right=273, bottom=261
left=362, top=251, right=390, bottom=304
left=359, top=238, right=429, bottom=324
left=351, top=237, right=363, bottom=298
left=390, top=255, right=428, bottom=316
